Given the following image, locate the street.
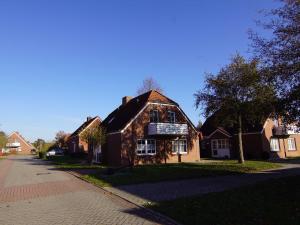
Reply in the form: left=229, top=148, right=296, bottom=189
left=0, top=156, right=174, bottom=225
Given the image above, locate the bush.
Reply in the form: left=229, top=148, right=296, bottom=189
left=262, top=151, right=270, bottom=160
left=38, top=151, right=47, bottom=159
left=70, top=151, right=88, bottom=159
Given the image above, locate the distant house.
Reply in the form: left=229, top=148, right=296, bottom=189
left=101, top=90, right=200, bottom=166
left=200, top=113, right=300, bottom=159
left=67, top=116, right=101, bottom=155
left=5, top=132, right=35, bottom=154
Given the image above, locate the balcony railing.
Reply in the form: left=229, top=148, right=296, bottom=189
left=148, top=123, right=188, bottom=135
left=6, top=142, right=21, bottom=148
left=272, top=126, right=289, bottom=137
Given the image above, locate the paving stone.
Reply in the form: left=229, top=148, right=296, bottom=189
left=0, top=156, right=177, bottom=225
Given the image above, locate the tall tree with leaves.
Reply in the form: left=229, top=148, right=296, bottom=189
left=137, top=77, right=164, bottom=95
left=33, top=139, right=46, bottom=151
left=195, top=54, right=276, bottom=163
left=250, top=0, right=300, bottom=125
left=80, top=125, right=106, bottom=164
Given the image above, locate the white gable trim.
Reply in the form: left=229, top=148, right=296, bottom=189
left=9, top=132, right=35, bottom=149
left=78, top=117, right=101, bottom=136
left=207, top=129, right=232, bottom=138
left=121, top=103, right=150, bottom=133
left=120, top=102, right=198, bottom=133
left=261, top=119, right=269, bottom=134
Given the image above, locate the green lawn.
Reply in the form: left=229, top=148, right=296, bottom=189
left=148, top=175, right=300, bottom=225
left=82, top=160, right=281, bottom=187
left=46, top=155, right=105, bottom=170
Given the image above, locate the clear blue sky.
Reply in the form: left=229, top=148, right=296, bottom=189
left=0, top=0, right=279, bottom=142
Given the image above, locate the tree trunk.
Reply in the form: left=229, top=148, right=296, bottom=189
left=164, top=140, right=167, bottom=164
left=238, top=114, right=245, bottom=164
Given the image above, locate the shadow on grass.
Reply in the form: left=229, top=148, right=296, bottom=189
left=82, top=161, right=283, bottom=187
left=147, top=174, right=300, bottom=225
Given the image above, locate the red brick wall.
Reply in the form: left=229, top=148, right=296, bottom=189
left=67, top=119, right=101, bottom=154
left=262, top=119, right=300, bottom=159
left=119, top=104, right=200, bottom=166
left=7, top=132, right=34, bottom=155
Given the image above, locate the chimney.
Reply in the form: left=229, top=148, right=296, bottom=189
left=122, top=96, right=132, bottom=105
left=87, top=116, right=93, bottom=122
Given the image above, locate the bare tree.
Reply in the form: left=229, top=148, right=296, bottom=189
left=137, top=77, right=164, bottom=95
left=55, top=131, right=68, bottom=149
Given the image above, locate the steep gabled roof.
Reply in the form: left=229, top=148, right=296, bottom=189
left=102, top=90, right=179, bottom=133
left=70, top=116, right=101, bottom=137
left=200, top=111, right=265, bottom=137
left=8, top=132, right=35, bottom=149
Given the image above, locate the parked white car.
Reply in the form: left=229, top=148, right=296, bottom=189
left=46, top=148, right=64, bottom=157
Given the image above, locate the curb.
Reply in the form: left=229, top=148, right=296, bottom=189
left=66, top=170, right=181, bottom=225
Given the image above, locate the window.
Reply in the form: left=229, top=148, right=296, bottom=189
left=150, top=110, right=159, bottom=123
left=287, top=138, right=296, bottom=151
left=146, top=140, right=156, bottom=154
left=168, top=111, right=176, bottom=123
left=136, top=139, right=156, bottom=155
left=211, top=139, right=229, bottom=150
left=270, top=138, right=280, bottom=152
left=172, top=139, right=187, bottom=154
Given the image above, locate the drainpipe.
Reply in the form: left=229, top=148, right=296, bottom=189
left=282, top=138, right=287, bottom=158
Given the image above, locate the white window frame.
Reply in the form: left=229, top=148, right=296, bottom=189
left=150, top=110, right=159, bottom=123
left=172, top=139, right=187, bottom=155
left=168, top=111, right=176, bottom=123
left=136, top=139, right=156, bottom=156
left=211, top=139, right=229, bottom=150
left=270, top=138, right=280, bottom=152
left=287, top=138, right=296, bottom=151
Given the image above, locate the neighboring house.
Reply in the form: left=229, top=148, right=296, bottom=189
left=67, top=116, right=101, bottom=157
left=200, top=114, right=300, bottom=159
left=101, top=90, right=200, bottom=166
left=6, top=131, right=35, bottom=154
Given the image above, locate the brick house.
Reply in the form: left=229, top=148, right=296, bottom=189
left=101, top=90, right=200, bottom=166
left=5, top=131, right=35, bottom=154
left=200, top=113, right=300, bottom=159
left=67, top=116, right=101, bottom=155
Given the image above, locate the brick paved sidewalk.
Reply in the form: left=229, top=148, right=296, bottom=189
left=105, top=163, right=300, bottom=205
left=0, top=156, right=179, bottom=225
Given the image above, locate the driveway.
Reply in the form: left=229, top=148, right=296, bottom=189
left=0, top=156, right=176, bottom=225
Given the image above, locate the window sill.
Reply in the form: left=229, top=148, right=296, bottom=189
left=136, top=153, right=157, bottom=156
left=172, top=152, right=188, bottom=155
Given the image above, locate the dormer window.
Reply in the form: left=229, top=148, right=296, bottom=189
left=168, top=111, right=176, bottom=123
left=150, top=110, right=159, bottom=123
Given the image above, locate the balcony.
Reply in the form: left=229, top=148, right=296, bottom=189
left=6, top=142, right=21, bottom=148
left=148, top=123, right=188, bottom=136
left=272, top=126, right=289, bottom=137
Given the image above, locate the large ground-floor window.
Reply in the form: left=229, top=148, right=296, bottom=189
left=172, top=139, right=187, bottom=154
left=136, top=139, right=156, bottom=155
left=270, top=138, right=280, bottom=152
left=287, top=138, right=296, bottom=151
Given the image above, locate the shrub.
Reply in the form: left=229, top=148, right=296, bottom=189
left=38, top=151, right=47, bottom=159
left=262, top=151, right=270, bottom=160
